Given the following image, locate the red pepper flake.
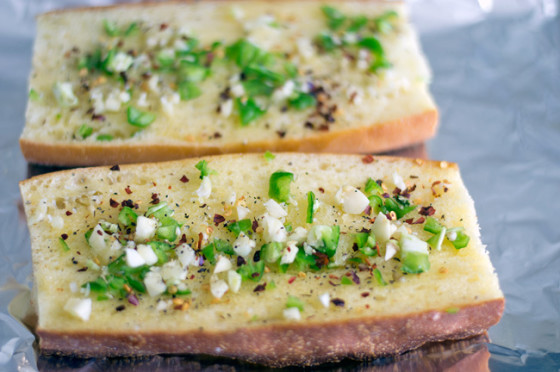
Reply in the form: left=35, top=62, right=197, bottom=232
left=110, top=165, right=120, bottom=171
left=92, top=114, right=106, bottom=121
left=365, top=304, right=370, bottom=309
left=361, top=292, right=370, bottom=298
left=65, top=210, right=73, bottom=216
left=309, top=252, right=327, bottom=269
left=419, top=206, right=436, bottom=216
left=160, top=23, right=168, bottom=30
left=189, top=274, right=195, bottom=280
left=124, top=186, right=132, bottom=194
left=276, top=130, right=286, bottom=138
left=121, top=199, right=138, bottom=209
left=328, top=274, right=339, bottom=280
left=196, top=232, right=204, bottom=250
left=251, top=272, right=260, bottom=278
left=318, top=187, right=325, bottom=193
left=331, top=298, right=345, bottom=307
left=393, top=187, right=402, bottom=195
left=61, top=233, right=68, bottom=240
left=127, top=294, right=139, bottom=306
left=252, top=219, right=259, bottom=233
left=363, top=205, right=372, bottom=216
left=288, top=276, right=296, bottom=284
left=96, top=230, right=103, bottom=236
left=362, top=154, right=374, bottom=164
left=404, top=218, right=413, bottom=224
left=375, top=243, right=381, bottom=257
left=253, top=283, right=267, bottom=292
left=412, top=217, right=425, bottom=225
left=237, top=256, right=246, bottom=267
left=213, top=214, right=226, bottom=226
left=77, top=267, right=88, bottom=272
left=116, top=305, right=125, bottom=312
left=431, top=181, right=441, bottom=196
left=178, top=234, right=187, bottom=245
left=351, top=271, right=360, bottom=285
left=150, top=193, right=160, bottom=205
left=328, top=280, right=339, bottom=287
left=109, top=199, right=119, bottom=208
left=180, top=175, right=189, bottom=183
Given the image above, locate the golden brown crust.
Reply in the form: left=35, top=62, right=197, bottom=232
left=37, top=298, right=503, bottom=367
left=20, top=110, right=438, bottom=166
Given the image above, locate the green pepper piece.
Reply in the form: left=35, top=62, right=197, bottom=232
left=261, top=242, right=283, bottom=263
left=127, top=106, right=156, bottom=128
left=269, top=171, right=294, bottom=203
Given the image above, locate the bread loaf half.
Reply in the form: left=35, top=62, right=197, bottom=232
left=21, top=1, right=437, bottom=166
left=20, top=154, right=503, bottom=367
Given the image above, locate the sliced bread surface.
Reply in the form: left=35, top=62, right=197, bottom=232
left=20, top=154, right=503, bottom=366
left=21, top=1, right=437, bottom=165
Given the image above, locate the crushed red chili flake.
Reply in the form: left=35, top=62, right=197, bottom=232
left=237, top=256, right=246, bottom=267
left=61, top=233, right=68, bottom=240
left=160, top=23, right=168, bottom=30
left=419, top=206, right=436, bottom=216
left=189, top=274, right=195, bottom=280
left=121, top=199, right=138, bottom=209
left=405, top=218, right=413, bottom=224
left=124, top=186, right=132, bottom=194
left=314, top=252, right=329, bottom=268
left=96, top=230, right=103, bottom=236
left=276, top=130, right=286, bottom=138
left=251, top=272, right=260, bottom=278
left=109, top=199, right=119, bottom=208
left=92, top=114, right=106, bottom=121
left=329, top=274, right=340, bottom=280
left=252, top=219, right=259, bottom=233
left=382, top=192, right=391, bottom=198
left=180, top=175, right=189, bottom=183
left=77, top=267, right=88, bottom=272
left=253, top=283, right=267, bottom=292
left=288, top=276, right=296, bottom=284
left=351, top=271, right=360, bottom=285
left=116, top=305, right=125, bottom=312
left=213, top=214, right=226, bottom=226
left=127, top=294, right=139, bottom=306
left=65, top=211, right=72, bottom=216
left=331, top=298, right=345, bottom=307
left=196, top=232, right=204, bottom=250
left=318, top=187, right=325, bottom=193
left=178, top=234, right=187, bottom=245
left=393, top=187, right=402, bottom=195
left=362, top=154, right=374, bottom=164
left=110, top=165, right=120, bottom=171
left=375, top=243, right=381, bottom=257
left=363, top=205, right=372, bottom=216
left=150, top=193, right=160, bottom=205
left=361, top=292, right=370, bottom=298
left=413, top=217, right=425, bottom=224
left=328, top=280, right=339, bottom=287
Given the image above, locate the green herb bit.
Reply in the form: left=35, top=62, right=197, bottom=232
left=284, top=62, right=299, bottom=79
left=77, top=124, right=93, bottom=139
left=156, top=50, right=175, bottom=69
left=204, top=239, right=235, bottom=258
left=374, top=10, right=398, bottom=34
left=178, top=81, right=202, bottom=101
left=288, top=92, right=316, bottom=110
left=127, top=106, right=155, bottom=128
left=354, top=232, right=377, bottom=257
left=347, top=257, right=363, bottom=264
left=96, top=134, right=114, bottom=141
left=306, top=191, right=316, bottom=224
left=315, top=33, right=337, bottom=52
left=269, top=171, right=294, bottom=203
left=364, top=177, right=383, bottom=195
left=267, top=281, right=277, bottom=290
left=263, top=151, right=276, bottom=161
left=195, top=159, right=216, bottom=179
left=147, top=241, right=174, bottom=265
left=373, top=268, right=387, bottom=286
left=85, top=229, right=93, bottom=244
left=243, top=64, right=286, bottom=86
left=285, top=295, right=304, bottom=311
left=357, top=37, right=384, bottom=56
left=261, top=242, right=283, bottom=264
left=146, top=202, right=173, bottom=220
left=242, top=79, right=274, bottom=97
left=226, top=39, right=271, bottom=69
left=427, top=226, right=447, bottom=251
left=58, top=237, right=70, bottom=252
left=294, top=249, right=319, bottom=271
left=236, top=98, right=266, bottom=126
left=341, top=276, right=353, bottom=285
left=124, top=22, right=138, bottom=36
left=383, top=196, right=416, bottom=219
left=156, top=217, right=180, bottom=241
left=118, top=206, right=138, bottom=227
left=368, top=194, right=384, bottom=212
left=103, top=19, right=120, bottom=37
left=446, top=307, right=460, bottom=314
left=312, top=225, right=340, bottom=258
left=227, top=219, right=252, bottom=237
left=178, top=61, right=209, bottom=82
left=347, top=15, right=368, bottom=32
left=284, top=223, right=293, bottom=233
left=370, top=54, right=392, bottom=73
left=78, top=49, right=102, bottom=72
left=450, top=230, right=470, bottom=249
left=321, top=6, right=346, bottom=30
left=202, top=243, right=216, bottom=264
left=424, top=217, right=443, bottom=234
left=237, top=260, right=265, bottom=282
left=29, top=88, right=40, bottom=101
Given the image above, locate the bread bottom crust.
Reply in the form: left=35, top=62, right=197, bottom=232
left=37, top=298, right=503, bottom=367
left=20, top=110, right=438, bottom=166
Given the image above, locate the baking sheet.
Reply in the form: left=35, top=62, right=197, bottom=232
left=1, top=0, right=560, bottom=370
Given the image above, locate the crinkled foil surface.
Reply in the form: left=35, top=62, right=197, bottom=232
left=1, top=0, right=559, bottom=370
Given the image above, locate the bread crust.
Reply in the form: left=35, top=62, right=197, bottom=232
left=37, top=298, right=503, bottom=367
left=20, top=109, right=437, bottom=166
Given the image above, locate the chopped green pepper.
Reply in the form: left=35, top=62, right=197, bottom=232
left=269, top=171, right=294, bottom=203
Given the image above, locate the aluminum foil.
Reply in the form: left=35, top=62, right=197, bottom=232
left=1, top=0, right=559, bottom=370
